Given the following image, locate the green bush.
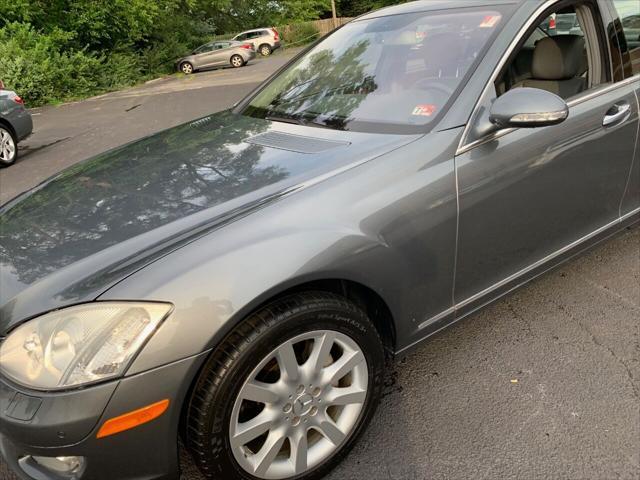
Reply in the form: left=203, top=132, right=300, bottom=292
left=281, top=22, right=320, bottom=47
left=0, top=20, right=213, bottom=106
left=0, top=22, right=105, bottom=105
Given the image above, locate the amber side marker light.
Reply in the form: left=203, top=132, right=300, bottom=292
left=97, top=399, right=170, bottom=439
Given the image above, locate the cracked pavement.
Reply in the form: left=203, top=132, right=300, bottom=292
left=1, top=45, right=638, bottom=480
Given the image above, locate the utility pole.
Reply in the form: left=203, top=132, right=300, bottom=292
left=331, top=0, right=338, bottom=29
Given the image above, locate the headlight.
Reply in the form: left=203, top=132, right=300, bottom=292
left=0, top=302, right=172, bottom=390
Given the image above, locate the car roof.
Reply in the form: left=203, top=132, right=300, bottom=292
left=236, top=28, right=271, bottom=35
left=358, top=0, right=519, bottom=20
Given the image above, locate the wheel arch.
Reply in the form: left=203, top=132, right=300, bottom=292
left=177, top=275, right=396, bottom=441
left=229, top=277, right=397, bottom=353
left=0, top=118, right=17, bottom=139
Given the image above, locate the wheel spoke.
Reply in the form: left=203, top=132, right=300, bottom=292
left=324, top=349, right=364, bottom=385
left=276, top=341, right=299, bottom=382
left=324, top=385, right=366, bottom=406
left=241, top=380, right=280, bottom=404
left=317, top=416, right=346, bottom=446
left=231, top=410, right=275, bottom=447
left=290, top=429, right=308, bottom=474
left=254, top=431, right=286, bottom=476
left=306, top=331, right=335, bottom=373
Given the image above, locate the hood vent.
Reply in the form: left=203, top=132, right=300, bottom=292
left=246, top=131, right=350, bottom=154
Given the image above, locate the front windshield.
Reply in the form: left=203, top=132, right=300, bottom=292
left=242, top=7, right=508, bottom=133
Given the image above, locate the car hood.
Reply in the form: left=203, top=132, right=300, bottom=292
left=0, top=111, right=418, bottom=330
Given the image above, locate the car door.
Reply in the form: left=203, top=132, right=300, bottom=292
left=609, top=0, right=640, bottom=215
left=248, top=31, right=263, bottom=49
left=453, top=0, right=639, bottom=310
left=194, top=43, right=219, bottom=68
left=209, top=42, right=232, bottom=66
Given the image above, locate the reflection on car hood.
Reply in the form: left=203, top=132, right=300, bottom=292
left=0, top=110, right=418, bottom=330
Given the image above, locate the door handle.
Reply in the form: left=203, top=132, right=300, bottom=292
left=603, top=103, right=631, bottom=127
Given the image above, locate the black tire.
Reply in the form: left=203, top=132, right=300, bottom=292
left=258, top=44, right=272, bottom=56
left=185, top=292, right=385, bottom=480
left=180, top=62, right=194, bottom=74
left=0, top=125, right=18, bottom=166
left=230, top=55, right=245, bottom=68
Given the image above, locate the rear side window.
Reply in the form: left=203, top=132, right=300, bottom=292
left=612, top=0, right=640, bottom=75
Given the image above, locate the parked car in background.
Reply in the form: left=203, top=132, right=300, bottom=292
left=176, top=40, right=256, bottom=74
left=622, top=14, right=640, bottom=50
left=540, top=12, right=582, bottom=35
left=0, top=88, right=32, bottom=166
left=233, top=28, right=281, bottom=56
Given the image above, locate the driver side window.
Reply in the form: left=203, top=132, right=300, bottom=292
left=496, top=2, right=607, bottom=100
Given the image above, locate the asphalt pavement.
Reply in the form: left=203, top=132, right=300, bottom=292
left=0, top=46, right=638, bottom=480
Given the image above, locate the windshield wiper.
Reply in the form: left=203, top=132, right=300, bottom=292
left=265, top=114, right=340, bottom=130
left=265, top=115, right=306, bottom=126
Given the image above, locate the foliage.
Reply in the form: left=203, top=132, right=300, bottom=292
left=337, top=0, right=406, bottom=17
left=280, top=23, right=320, bottom=47
left=0, top=22, right=104, bottom=105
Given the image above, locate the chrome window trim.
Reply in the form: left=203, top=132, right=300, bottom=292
left=415, top=206, right=640, bottom=334
left=455, top=0, right=640, bottom=156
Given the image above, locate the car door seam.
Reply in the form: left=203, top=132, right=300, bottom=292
left=618, top=87, right=640, bottom=217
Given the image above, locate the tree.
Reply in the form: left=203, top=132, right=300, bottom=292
left=336, top=0, right=403, bottom=17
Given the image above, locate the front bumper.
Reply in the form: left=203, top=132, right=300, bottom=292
left=0, top=352, right=208, bottom=480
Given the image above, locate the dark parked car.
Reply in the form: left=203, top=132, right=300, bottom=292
left=176, top=40, right=256, bottom=74
left=0, top=1, right=638, bottom=479
left=0, top=88, right=32, bottom=166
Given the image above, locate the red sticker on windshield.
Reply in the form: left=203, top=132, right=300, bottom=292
left=412, top=104, right=437, bottom=116
left=479, top=15, right=501, bottom=28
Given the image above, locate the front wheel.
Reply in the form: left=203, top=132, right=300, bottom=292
left=0, top=126, right=17, bottom=166
left=230, top=55, right=245, bottom=68
left=185, top=292, right=385, bottom=480
left=180, top=62, right=194, bottom=74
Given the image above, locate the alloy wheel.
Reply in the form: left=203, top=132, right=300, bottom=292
left=229, top=330, right=368, bottom=479
left=181, top=63, right=193, bottom=74
left=231, top=55, right=244, bottom=67
left=0, top=127, right=16, bottom=164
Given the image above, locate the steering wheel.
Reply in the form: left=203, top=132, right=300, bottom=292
left=411, top=78, right=456, bottom=96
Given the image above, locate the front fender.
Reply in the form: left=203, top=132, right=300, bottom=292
left=101, top=127, right=460, bottom=375
left=105, top=221, right=407, bottom=376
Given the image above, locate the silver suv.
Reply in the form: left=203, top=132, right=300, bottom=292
left=232, top=28, right=281, bottom=56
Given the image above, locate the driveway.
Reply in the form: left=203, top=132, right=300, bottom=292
left=0, top=44, right=638, bottom=480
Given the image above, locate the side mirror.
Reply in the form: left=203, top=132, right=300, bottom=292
left=489, top=87, right=569, bottom=130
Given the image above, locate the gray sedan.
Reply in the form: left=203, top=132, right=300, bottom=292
left=176, top=40, right=256, bottom=74
left=0, top=1, right=638, bottom=480
left=0, top=89, right=32, bottom=166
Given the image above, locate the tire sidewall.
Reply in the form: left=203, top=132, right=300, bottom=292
left=194, top=297, right=385, bottom=480
left=259, top=44, right=272, bottom=56
left=0, top=126, right=17, bottom=166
